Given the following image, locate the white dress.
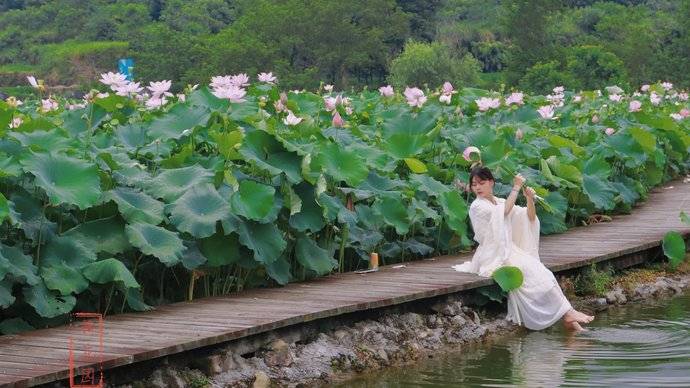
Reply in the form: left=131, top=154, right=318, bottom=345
left=452, top=196, right=572, bottom=330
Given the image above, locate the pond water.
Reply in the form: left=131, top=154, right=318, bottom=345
left=338, top=292, right=690, bottom=387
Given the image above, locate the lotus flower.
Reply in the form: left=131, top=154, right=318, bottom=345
left=552, top=86, right=564, bottom=94
left=145, top=96, right=168, bottom=110
left=442, top=81, right=454, bottom=95
left=628, top=100, right=642, bottom=112
left=323, top=96, right=337, bottom=112
left=573, top=95, right=582, bottom=103
left=404, top=87, right=427, bottom=108
left=99, top=72, right=127, bottom=87
left=283, top=110, right=302, bottom=126
left=678, top=93, right=688, bottom=101
left=27, top=75, right=39, bottom=88
left=40, top=97, right=59, bottom=112
left=210, top=75, right=233, bottom=89
left=9, top=117, right=22, bottom=128
left=680, top=108, right=690, bottom=118
left=515, top=128, right=524, bottom=140
left=641, top=84, right=650, bottom=92
left=475, top=97, right=500, bottom=111
left=332, top=111, right=344, bottom=127
left=378, top=85, right=394, bottom=97
left=537, top=105, right=554, bottom=119
left=505, top=92, right=524, bottom=106
left=257, top=72, right=277, bottom=84
left=439, top=93, right=452, bottom=104
left=670, top=113, right=683, bottom=121
left=608, top=94, right=622, bottom=102
left=650, top=93, right=661, bottom=106
left=113, top=81, right=143, bottom=97
left=229, top=73, right=250, bottom=87
left=147, top=80, right=173, bottom=97
left=606, top=85, right=624, bottom=95
left=177, top=93, right=186, bottom=103
left=591, top=115, right=599, bottom=123
left=605, top=127, right=615, bottom=136
left=324, top=84, right=334, bottom=93
left=661, top=82, right=673, bottom=91
left=212, top=85, right=246, bottom=103
left=463, top=146, right=481, bottom=162
left=6, top=96, right=22, bottom=108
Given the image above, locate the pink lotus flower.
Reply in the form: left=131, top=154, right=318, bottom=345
left=475, top=97, right=500, bottom=111
left=650, top=93, right=661, bottom=106
left=211, top=85, right=246, bottom=103
left=147, top=80, right=173, bottom=97
left=537, top=105, right=554, bottom=119
left=113, top=81, right=143, bottom=97
left=332, top=111, right=344, bottom=127
left=404, top=87, right=427, bottom=108
left=628, top=100, right=642, bottom=112
left=592, top=115, right=599, bottom=123
left=96, top=92, right=110, bottom=99
left=605, top=127, right=615, bottom=136
left=345, top=106, right=353, bottom=115
left=324, top=84, right=334, bottom=93
left=378, top=85, right=394, bottom=98
left=546, top=94, right=564, bottom=107
left=27, top=75, right=39, bottom=88
left=679, top=92, right=688, bottom=101
left=67, top=103, right=86, bottom=110
left=442, top=81, right=454, bottom=95
left=505, top=92, right=524, bottom=105
left=283, top=110, right=302, bottom=126
left=324, top=96, right=337, bottom=112
left=145, top=96, right=168, bottom=110
left=230, top=73, right=250, bottom=87
left=670, top=113, right=683, bottom=121
left=40, top=97, right=59, bottom=113
left=608, top=94, right=622, bottom=102
left=177, top=93, right=186, bottom=102
left=680, top=108, right=690, bottom=118
left=9, top=117, right=22, bottom=128
left=515, top=128, right=524, bottom=140
left=99, top=72, right=127, bottom=87
left=257, top=72, right=277, bottom=84
left=553, top=86, right=564, bottom=94
left=661, top=82, right=673, bottom=91
left=573, top=95, right=582, bottom=103
left=6, top=96, right=22, bottom=108
left=210, top=75, right=233, bottom=89
left=439, top=94, right=452, bottom=104
left=641, top=84, right=650, bottom=92
left=463, top=146, right=481, bottom=162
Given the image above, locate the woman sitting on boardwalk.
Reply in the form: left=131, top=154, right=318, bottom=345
left=452, top=166, right=594, bottom=331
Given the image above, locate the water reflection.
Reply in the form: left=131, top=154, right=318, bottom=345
left=338, top=293, right=690, bottom=387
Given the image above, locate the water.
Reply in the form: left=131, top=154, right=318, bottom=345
left=338, top=292, right=690, bottom=387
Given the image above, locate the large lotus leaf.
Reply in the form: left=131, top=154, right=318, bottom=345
left=82, top=258, right=139, bottom=289
left=548, top=135, right=584, bottom=156
left=662, top=231, right=686, bottom=269
left=146, top=103, right=211, bottom=141
left=264, top=256, right=291, bottom=285
left=339, top=172, right=404, bottom=200
left=582, top=175, right=617, bottom=210
left=239, top=130, right=302, bottom=182
left=583, top=155, right=611, bottom=179
left=116, top=123, right=150, bottom=149
left=611, top=176, right=640, bottom=205
left=384, top=133, right=430, bottom=159
left=167, top=184, right=230, bottom=238
left=41, top=236, right=97, bottom=268
left=402, top=239, right=434, bottom=256
left=372, top=195, right=410, bottom=235
left=0, top=244, right=39, bottom=285
left=41, top=263, right=89, bottom=295
left=314, top=143, right=368, bottom=186
left=63, top=216, right=130, bottom=255
left=633, top=112, right=679, bottom=131
left=267, top=152, right=302, bottom=183
left=410, top=197, right=440, bottom=223
left=0, top=193, right=9, bottom=224
left=10, top=190, right=57, bottom=243
left=347, top=225, right=383, bottom=251
left=551, top=161, right=583, bottom=185
left=381, top=107, right=437, bottom=137
left=492, top=266, right=524, bottom=291
left=408, top=174, right=450, bottom=197
left=199, top=232, right=241, bottom=267
left=125, top=288, right=153, bottom=311
left=188, top=86, right=230, bottom=110
left=536, top=191, right=568, bottom=234
left=439, top=190, right=469, bottom=235
left=295, top=236, right=336, bottom=275
left=230, top=180, right=276, bottom=222
left=179, top=241, right=207, bottom=270
left=0, top=317, right=33, bottom=335
left=0, top=279, right=15, bottom=308
left=125, top=223, right=185, bottom=266
left=21, top=152, right=102, bottom=209
left=23, top=282, right=76, bottom=318
left=11, top=128, right=72, bottom=152
left=144, top=164, right=215, bottom=202
left=606, top=133, right=647, bottom=168
left=355, top=203, right=385, bottom=230
left=628, top=127, right=657, bottom=154
left=318, top=193, right=357, bottom=227
left=104, top=187, right=165, bottom=225
left=211, top=129, right=243, bottom=160
left=236, top=220, right=286, bottom=265
left=289, top=183, right=326, bottom=233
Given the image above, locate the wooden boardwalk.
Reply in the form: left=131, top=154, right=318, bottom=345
left=1, top=178, right=689, bottom=387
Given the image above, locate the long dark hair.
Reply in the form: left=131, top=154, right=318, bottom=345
left=469, top=166, right=494, bottom=183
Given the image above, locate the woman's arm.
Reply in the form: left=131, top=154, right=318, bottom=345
left=524, top=187, right=537, bottom=222
left=504, top=174, right=525, bottom=217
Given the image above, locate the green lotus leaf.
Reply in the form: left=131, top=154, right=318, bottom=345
left=552, top=161, right=583, bottom=185
left=314, top=143, right=368, bottom=186
left=41, top=263, right=89, bottom=295
left=611, top=176, right=640, bottom=205
left=125, top=223, right=186, bottom=266
left=0, top=244, right=39, bottom=285
left=230, top=180, right=276, bottom=222
left=662, top=231, right=686, bottom=269
left=372, top=195, right=409, bottom=235
left=380, top=107, right=437, bottom=158
left=548, top=135, right=584, bottom=156
left=408, top=174, right=449, bottom=197
left=11, top=128, right=72, bottom=152
left=628, top=127, right=657, bottom=154
left=439, top=190, right=469, bottom=235
left=41, top=236, right=97, bottom=268
left=0, top=193, right=9, bottom=224
left=146, top=103, right=211, bottom=141
left=167, top=184, right=230, bottom=238
left=236, top=220, right=286, bottom=265
left=62, top=216, right=131, bottom=255
left=404, top=157, right=428, bottom=173
left=681, top=211, right=690, bottom=226
left=211, top=129, right=243, bottom=160
left=144, top=164, right=215, bottom=202
left=492, top=266, right=524, bottom=291
left=583, top=155, right=611, bottom=179
left=347, top=225, right=383, bottom=251
left=116, top=123, right=150, bottom=149
left=21, top=152, right=102, bottom=209
left=289, top=183, right=326, bottom=233
left=199, top=232, right=241, bottom=267
left=0, top=279, right=14, bottom=308
left=536, top=191, right=568, bottom=234
left=0, top=317, right=33, bottom=335
left=23, top=282, right=76, bottom=318
left=582, top=175, right=617, bottom=210
left=402, top=239, right=434, bottom=256
left=187, top=86, right=230, bottom=110
left=264, top=256, right=291, bottom=285
left=295, top=236, right=336, bottom=275
left=606, top=133, right=647, bottom=168
left=104, top=187, right=165, bottom=225
left=82, top=258, right=140, bottom=289
left=239, top=130, right=302, bottom=183
left=125, top=288, right=153, bottom=311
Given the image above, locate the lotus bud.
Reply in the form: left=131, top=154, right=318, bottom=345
left=332, top=111, right=344, bottom=128
left=516, top=128, right=524, bottom=140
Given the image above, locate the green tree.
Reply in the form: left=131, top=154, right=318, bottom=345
left=565, top=45, right=628, bottom=90
left=518, top=61, right=574, bottom=95
left=388, top=41, right=480, bottom=88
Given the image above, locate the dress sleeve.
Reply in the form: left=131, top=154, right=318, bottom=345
left=509, top=204, right=541, bottom=258
left=469, top=201, right=491, bottom=244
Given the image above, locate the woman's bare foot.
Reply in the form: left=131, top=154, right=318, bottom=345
left=563, top=309, right=594, bottom=331
left=564, top=319, right=585, bottom=332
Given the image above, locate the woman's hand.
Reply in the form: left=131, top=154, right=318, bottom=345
left=523, top=186, right=536, bottom=201
left=513, top=173, right=526, bottom=190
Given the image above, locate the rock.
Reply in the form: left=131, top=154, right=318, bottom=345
left=147, top=368, right=186, bottom=388
left=431, top=301, right=463, bottom=316
left=197, top=354, right=224, bottom=375
left=472, top=311, right=481, bottom=325
left=333, top=329, right=350, bottom=341
left=450, top=315, right=467, bottom=327
left=594, top=298, right=608, bottom=306
left=605, top=288, right=627, bottom=304
left=252, top=371, right=271, bottom=388
left=263, top=339, right=293, bottom=367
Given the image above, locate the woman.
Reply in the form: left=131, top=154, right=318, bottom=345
left=452, top=166, right=593, bottom=331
